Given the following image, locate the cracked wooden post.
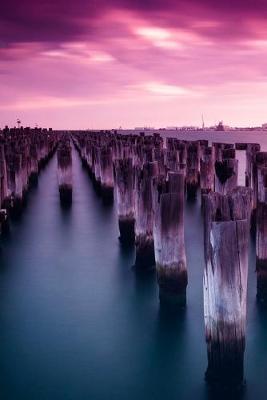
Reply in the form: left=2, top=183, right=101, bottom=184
left=200, top=147, right=214, bottom=197
left=153, top=172, right=187, bottom=305
left=114, top=158, right=135, bottom=244
left=166, top=150, right=179, bottom=172
left=203, top=188, right=250, bottom=386
left=57, top=139, right=72, bottom=206
left=186, top=141, right=200, bottom=198
left=86, top=139, right=94, bottom=177
left=246, top=143, right=260, bottom=188
left=256, top=166, right=267, bottom=303
left=199, top=140, right=209, bottom=158
left=214, top=158, right=238, bottom=195
left=28, top=143, right=38, bottom=186
left=251, top=152, right=267, bottom=230
left=154, top=148, right=166, bottom=176
left=212, top=143, right=235, bottom=163
left=93, top=146, right=101, bottom=189
left=0, top=144, right=9, bottom=233
left=0, top=144, right=8, bottom=208
left=134, top=161, right=158, bottom=270
left=13, top=153, right=24, bottom=212
left=100, top=146, right=114, bottom=201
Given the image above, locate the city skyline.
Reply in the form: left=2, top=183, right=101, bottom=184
left=1, top=0, right=267, bottom=128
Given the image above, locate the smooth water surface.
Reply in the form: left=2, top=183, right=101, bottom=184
left=0, top=131, right=267, bottom=400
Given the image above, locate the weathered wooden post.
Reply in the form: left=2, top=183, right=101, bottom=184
left=92, top=146, right=101, bottom=189
left=0, top=144, right=8, bottom=208
left=114, top=158, right=135, bottom=244
left=212, top=143, right=222, bottom=163
left=252, top=152, right=267, bottom=211
left=203, top=188, right=250, bottom=386
left=134, top=162, right=158, bottom=270
left=214, top=158, right=238, bottom=195
left=200, top=147, right=214, bottom=196
left=13, top=153, right=24, bottom=212
left=0, top=144, right=9, bottom=232
left=249, top=151, right=267, bottom=232
left=235, top=143, right=247, bottom=151
left=100, top=146, right=114, bottom=201
left=57, top=140, right=72, bottom=205
left=186, top=141, right=200, bottom=198
left=29, top=143, right=39, bottom=186
left=166, top=150, right=179, bottom=172
left=21, top=150, right=29, bottom=201
left=153, top=172, right=187, bottom=305
left=256, top=166, right=267, bottom=303
left=246, top=143, right=260, bottom=188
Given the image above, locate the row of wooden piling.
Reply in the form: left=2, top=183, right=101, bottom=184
left=57, top=134, right=73, bottom=206
left=0, top=126, right=58, bottom=229
left=72, top=130, right=267, bottom=388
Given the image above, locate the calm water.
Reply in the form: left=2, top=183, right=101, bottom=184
left=0, top=132, right=267, bottom=400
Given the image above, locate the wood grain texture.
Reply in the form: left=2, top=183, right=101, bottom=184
left=203, top=190, right=250, bottom=386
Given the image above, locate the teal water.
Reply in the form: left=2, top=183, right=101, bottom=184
left=0, top=136, right=266, bottom=399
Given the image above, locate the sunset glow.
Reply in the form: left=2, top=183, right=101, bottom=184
left=1, top=0, right=267, bottom=128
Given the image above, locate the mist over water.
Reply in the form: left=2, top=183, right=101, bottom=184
left=0, top=131, right=266, bottom=400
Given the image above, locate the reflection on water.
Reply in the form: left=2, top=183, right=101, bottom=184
left=0, top=132, right=266, bottom=399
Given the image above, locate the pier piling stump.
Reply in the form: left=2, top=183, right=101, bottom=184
left=154, top=172, right=187, bottom=305
left=203, top=189, right=250, bottom=387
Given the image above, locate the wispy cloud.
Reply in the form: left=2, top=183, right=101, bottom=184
left=1, top=0, right=267, bottom=127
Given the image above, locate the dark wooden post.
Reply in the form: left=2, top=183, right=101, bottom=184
left=100, top=146, right=114, bottom=200
left=186, top=141, right=200, bottom=198
left=114, top=158, right=135, bottom=244
left=0, top=144, right=8, bottom=208
left=256, top=166, right=267, bottom=303
left=246, top=143, right=260, bottom=188
left=134, top=162, right=158, bottom=270
left=92, top=145, right=101, bottom=188
left=13, top=153, right=23, bottom=212
left=203, top=188, right=250, bottom=386
left=214, top=158, right=238, bottom=195
left=29, top=143, right=39, bottom=185
left=57, top=139, right=72, bottom=205
left=200, top=147, right=214, bottom=196
left=154, top=172, right=187, bottom=305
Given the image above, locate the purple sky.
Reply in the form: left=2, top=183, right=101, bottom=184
left=1, top=0, right=267, bottom=128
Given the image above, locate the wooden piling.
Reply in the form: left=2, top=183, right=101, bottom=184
left=114, top=158, right=135, bottom=244
left=134, top=162, right=158, bottom=270
left=153, top=172, right=187, bottom=305
left=200, top=147, right=214, bottom=196
left=256, top=166, right=267, bottom=303
left=203, top=188, right=250, bottom=386
left=214, top=158, right=238, bottom=195
left=100, top=146, right=114, bottom=201
left=57, top=139, right=72, bottom=205
left=246, top=143, right=260, bottom=188
left=186, top=142, right=200, bottom=198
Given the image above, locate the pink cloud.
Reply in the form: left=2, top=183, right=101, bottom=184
left=1, top=1, right=267, bottom=128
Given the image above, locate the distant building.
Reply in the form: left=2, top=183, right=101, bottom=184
left=134, top=127, right=155, bottom=131
left=216, top=121, right=225, bottom=131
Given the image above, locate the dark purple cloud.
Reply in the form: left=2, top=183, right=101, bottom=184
left=1, top=0, right=267, bottom=128
left=1, top=0, right=267, bottom=47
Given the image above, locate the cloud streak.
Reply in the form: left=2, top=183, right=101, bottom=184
left=1, top=0, right=267, bottom=128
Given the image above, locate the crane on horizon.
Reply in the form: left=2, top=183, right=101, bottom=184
left=201, top=114, right=205, bottom=130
